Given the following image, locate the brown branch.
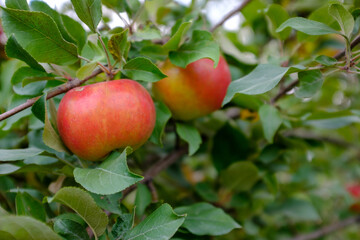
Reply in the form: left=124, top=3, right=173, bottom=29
left=210, top=0, right=253, bottom=32
left=122, top=147, right=187, bottom=199
left=0, top=68, right=103, bottom=122
left=271, top=34, right=360, bottom=103
left=289, top=216, right=360, bottom=240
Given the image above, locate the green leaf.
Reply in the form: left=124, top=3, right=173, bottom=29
left=111, top=213, right=133, bottom=240
left=122, top=57, right=167, bottom=82
left=295, top=70, right=323, bottom=98
left=31, top=95, right=46, bottom=123
left=1, top=7, right=78, bottom=65
left=0, top=215, right=62, bottom=240
left=5, top=0, right=29, bottom=10
left=30, top=1, right=77, bottom=46
left=41, top=95, right=70, bottom=154
left=163, top=21, right=191, bottom=51
left=267, top=199, right=320, bottom=222
left=328, top=3, right=354, bottom=38
left=135, top=183, right=152, bottom=217
left=305, top=110, right=360, bottom=129
left=51, top=187, right=109, bottom=237
left=149, top=102, right=172, bottom=146
left=176, top=123, right=202, bottom=156
left=169, top=30, right=220, bottom=68
left=133, top=25, right=162, bottom=41
left=74, top=150, right=143, bottom=195
left=76, top=62, right=98, bottom=80
left=102, top=0, right=125, bottom=12
left=314, top=55, right=337, bottom=66
left=53, top=216, right=90, bottom=240
left=195, top=182, right=219, bottom=202
left=0, top=164, right=21, bottom=175
left=277, top=17, right=341, bottom=36
left=108, top=29, right=130, bottom=63
left=175, top=202, right=240, bottom=236
left=211, top=123, right=250, bottom=172
left=90, top=192, right=123, bottom=215
left=0, top=148, right=43, bottom=161
left=61, top=14, right=87, bottom=52
left=71, top=0, right=102, bottom=33
left=11, top=67, right=49, bottom=96
left=15, top=192, right=46, bottom=222
left=23, top=155, right=58, bottom=165
left=124, top=204, right=185, bottom=240
left=222, top=64, right=305, bottom=105
left=5, top=35, right=45, bottom=71
left=264, top=4, right=291, bottom=40
left=221, top=161, right=259, bottom=192
left=259, top=104, right=283, bottom=143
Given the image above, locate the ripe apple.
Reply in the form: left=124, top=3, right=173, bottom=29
left=346, top=184, right=360, bottom=213
left=152, top=56, right=231, bottom=120
left=57, top=79, right=156, bottom=161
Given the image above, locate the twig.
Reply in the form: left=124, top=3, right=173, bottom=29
left=0, top=68, right=103, bottom=122
left=97, top=33, right=113, bottom=78
left=289, top=216, right=360, bottom=240
left=271, top=34, right=360, bottom=103
left=210, top=0, right=253, bottom=32
left=122, top=147, right=188, bottom=199
left=147, top=181, right=158, bottom=202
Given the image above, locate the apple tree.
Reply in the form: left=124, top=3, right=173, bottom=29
left=1, top=0, right=360, bottom=239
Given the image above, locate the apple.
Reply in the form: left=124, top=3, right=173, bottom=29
left=152, top=56, right=231, bottom=120
left=57, top=79, right=156, bottom=161
left=346, top=184, right=360, bottom=213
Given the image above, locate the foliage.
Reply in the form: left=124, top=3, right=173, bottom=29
left=1, top=0, right=360, bottom=239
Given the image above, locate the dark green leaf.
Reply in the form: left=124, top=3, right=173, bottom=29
left=111, top=213, right=133, bottom=240
left=195, top=182, right=219, bottom=202
left=169, top=30, right=220, bottom=68
left=175, top=202, right=240, bottom=236
left=15, top=192, right=46, bottom=222
left=149, top=101, right=172, bottom=146
left=0, top=148, right=43, bottom=161
left=90, top=192, right=123, bottom=215
left=259, top=104, right=283, bottom=143
left=51, top=187, right=109, bottom=237
left=221, top=161, right=259, bottom=192
left=295, top=70, right=323, bottom=98
left=31, top=95, right=46, bottom=123
left=61, top=14, right=87, bottom=51
left=74, top=150, right=143, bottom=195
left=76, top=62, right=98, bottom=80
left=277, top=17, right=341, bottom=36
left=124, top=204, right=185, bottom=240
left=1, top=7, right=78, bottom=65
left=5, top=35, right=45, bottom=71
left=54, top=218, right=90, bottom=240
left=211, top=123, right=250, bottom=172
left=135, top=183, right=152, bottom=217
left=71, top=0, right=102, bottom=32
left=176, top=122, right=202, bottom=156
left=108, top=29, right=130, bottom=63
left=122, top=57, right=167, bottom=82
left=102, top=0, right=125, bottom=12
left=11, top=67, right=49, bottom=96
left=0, top=215, right=62, bottom=240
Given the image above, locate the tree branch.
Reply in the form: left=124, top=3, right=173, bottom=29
left=0, top=68, right=103, bottom=122
left=122, top=147, right=188, bottom=199
left=271, top=33, right=360, bottom=103
left=210, top=0, right=253, bottom=32
left=289, top=216, right=360, bottom=240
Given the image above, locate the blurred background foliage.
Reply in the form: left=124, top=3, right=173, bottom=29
left=1, top=0, right=360, bottom=239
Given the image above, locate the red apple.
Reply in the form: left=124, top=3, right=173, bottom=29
left=57, top=79, right=156, bottom=161
left=152, top=56, right=231, bottom=120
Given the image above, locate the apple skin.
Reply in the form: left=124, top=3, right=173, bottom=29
left=57, top=79, right=156, bottom=161
left=152, top=56, right=231, bottom=120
